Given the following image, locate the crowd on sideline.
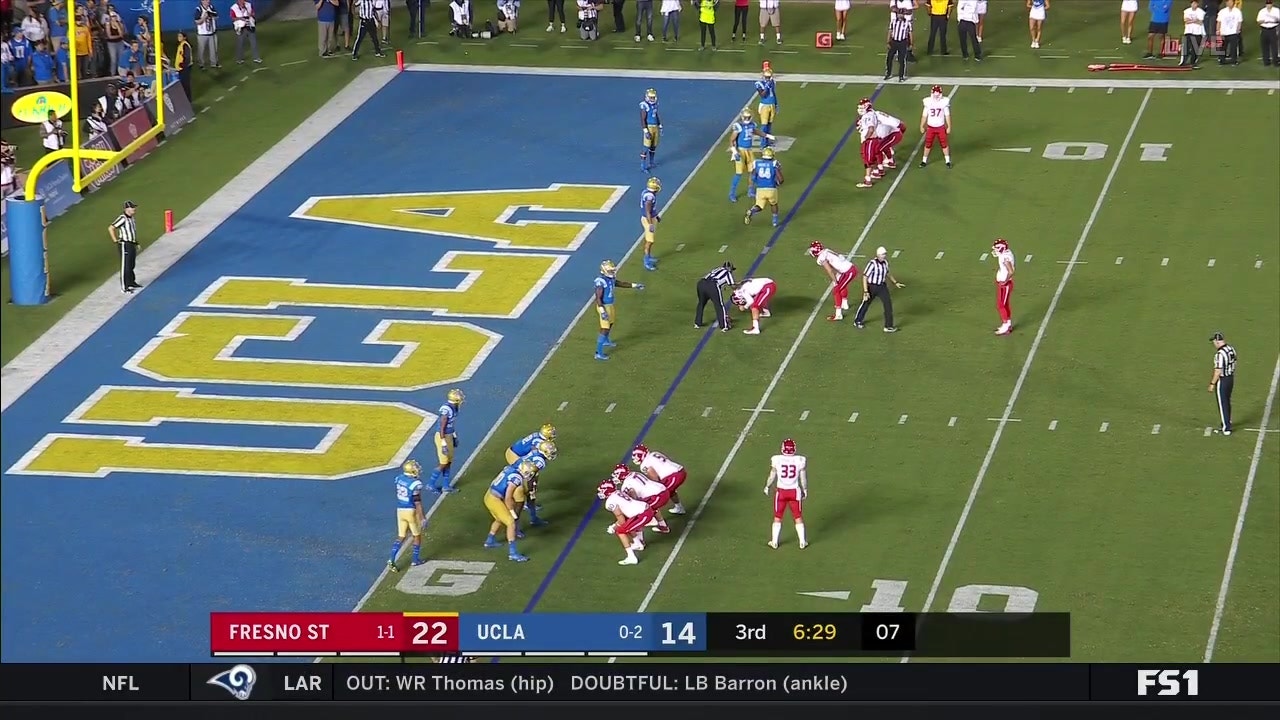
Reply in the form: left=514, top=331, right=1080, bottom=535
left=2, top=0, right=163, bottom=88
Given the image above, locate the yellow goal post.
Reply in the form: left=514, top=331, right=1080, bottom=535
left=23, top=0, right=168, bottom=198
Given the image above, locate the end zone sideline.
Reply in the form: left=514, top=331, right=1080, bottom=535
left=4, top=65, right=1276, bottom=413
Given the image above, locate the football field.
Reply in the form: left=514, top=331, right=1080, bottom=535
left=2, top=63, right=1277, bottom=665
left=355, top=68, right=1280, bottom=663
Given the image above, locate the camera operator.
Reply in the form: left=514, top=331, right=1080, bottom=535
left=1, top=141, right=18, bottom=197
left=578, top=0, right=604, bottom=39
left=40, top=109, right=67, bottom=155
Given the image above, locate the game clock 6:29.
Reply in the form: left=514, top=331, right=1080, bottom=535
left=792, top=623, right=838, bottom=641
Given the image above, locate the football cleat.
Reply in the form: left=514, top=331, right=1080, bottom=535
left=631, top=444, right=650, bottom=465
left=781, top=438, right=797, bottom=455
left=807, top=241, right=825, bottom=258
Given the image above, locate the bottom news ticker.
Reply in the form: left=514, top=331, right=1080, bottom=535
left=1, top=663, right=1278, bottom=702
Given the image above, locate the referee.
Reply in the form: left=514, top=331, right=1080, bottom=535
left=1209, top=332, right=1237, bottom=435
left=854, top=246, right=904, bottom=332
left=109, top=201, right=142, bottom=293
left=695, top=261, right=736, bottom=330
left=352, top=0, right=386, bottom=60
left=436, top=652, right=475, bottom=663
left=886, top=7, right=913, bottom=82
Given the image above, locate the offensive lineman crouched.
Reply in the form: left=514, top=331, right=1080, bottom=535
left=764, top=438, right=809, bottom=549
left=731, top=277, right=778, bottom=335
left=808, top=241, right=858, bottom=321
left=598, top=479, right=656, bottom=565
left=631, top=444, right=688, bottom=514
left=613, top=463, right=672, bottom=533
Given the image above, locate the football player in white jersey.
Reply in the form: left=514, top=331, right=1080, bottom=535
left=919, top=84, right=952, bottom=168
left=598, top=479, right=656, bottom=565
left=631, top=444, right=688, bottom=514
left=730, top=277, right=778, bottom=335
left=992, top=238, right=1016, bottom=335
left=807, top=241, right=859, bottom=321
left=873, top=109, right=906, bottom=171
left=764, top=438, right=808, bottom=548
left=856, top=98, right=883, bottom=189
left=612, top=463, right=672, bottom=533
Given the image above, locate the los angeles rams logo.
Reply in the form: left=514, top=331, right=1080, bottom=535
left=207, top=664, right=257, bottom=700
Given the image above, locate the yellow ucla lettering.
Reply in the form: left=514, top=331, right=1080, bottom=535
left=124, top=312, right=501, bottom=391
left=6, top=387, right=435, bottom=479
left=290, top=184, right=629, bottom=251
left=191, top=251, right=567, bottom=318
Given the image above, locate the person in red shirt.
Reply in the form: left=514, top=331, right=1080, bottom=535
left=731, top=0, right=750, bottom=40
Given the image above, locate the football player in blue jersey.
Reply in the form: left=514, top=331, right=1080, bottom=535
left=640, top=88, right=663, bottom=173
left=594, top=260, right=645, bottom=361
left=639, top=177, right=662, bottom=271
left=506, top=423, right=557, bottom=465
left=745, top=147, right=784, bottom=228
left=427, top=388, right=465, bottom=493
left=388, top=460, right=426, bottom=572
left=755, top=67, right=779, bottom=140
left=483, top=460, right=538, bottom=562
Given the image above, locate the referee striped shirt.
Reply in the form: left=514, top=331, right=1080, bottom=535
left=436, top=653, right=474, bottom=663
left=703, top=264, right=736, bottom=288
left=1215, top=345, right=1237, bottom=377
left=355, top=0, right=377, bottom=18
left=111, top=213, right=138, bottom=243
left=889, top=13, right=913, bottom=41
left=864, top=258, right=890, bottom=285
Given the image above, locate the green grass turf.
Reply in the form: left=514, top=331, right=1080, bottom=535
left=3, top=3, right=1277, bottom=665
left=357, top=84, right=1280, bottom=663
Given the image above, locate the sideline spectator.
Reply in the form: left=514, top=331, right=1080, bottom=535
left=547, top=0, right=567, bottom=32
left=230, top=0, right=262, bottom=64
left=498, top=0, right=519, bottom=33
left=32, top=37, right=56, bottom=84
left=318, top=0, right=338, bottom=56
left=660, top=0, right=680, bottom=41
left=1218, top=0, right=1243, bottom=62
left=577, top=0, right=602, bottom=39
left=408, top=0, right=427, bottom=39
left=174, top=29, right=193, bottom=100
left=73, top=5, right=92, bottom=77
left=40, top=108, right=66, bottom=155
left=20, top=10, right=46, bottom=44
left=927, top=0, right=951, bottom=55
left=195, top=0, right=220, bottom=68
left=85, top=103, right=110, bottom=134
left=730, top=0, right=748, bottom=42
left=104, top=5, right=125, bottom=72
left=1145, top=0, right=1173, bottom=58
left=48, top=0, right=67, bottom=46
left=1261, top=0, right=1280, bottom=65
left=759, top=0, right=781, bottom=45
left=1181, top=0, right=1205, bottom=67
left=699, top=0, right=717, bottom=49
left=611, top=0, right=626, bottom=33
left=636, top=0, right=654, bottom=41
left=449, top=0, right=474, bottom=36
left=54, top=35, right=69, bottom=80
left=9, top=26, right=31, bottom=84
left=374, top=0, right=390, bottom=43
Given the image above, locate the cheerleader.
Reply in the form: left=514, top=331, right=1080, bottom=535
left=1121, top=0, right=1139, bottom=43
left=835, top=0, right=851, bottom=40
left=1028, top=0, right=1048, bottom=48
left=976, top=0, right=987, bottom=41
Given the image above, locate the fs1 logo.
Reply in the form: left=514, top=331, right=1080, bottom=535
left=208, top=664, right=258, bottom=700
left=1137, top=669, right=1199, bottom=697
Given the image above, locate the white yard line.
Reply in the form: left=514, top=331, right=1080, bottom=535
left=340, top=94, right=753, bottom=627
left=609, top=87, right=960, bottom=664
left=904, top=88, right=1154, bottom=661
left=1203, top=353, right=1280, bottom=663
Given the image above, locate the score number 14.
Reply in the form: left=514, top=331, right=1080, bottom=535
left=661, top=621, right=698, bottom=646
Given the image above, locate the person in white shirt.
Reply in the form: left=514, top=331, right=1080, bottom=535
left=957, top=0, right=982, bottom=59
left=760, top=0, right=782, bottom=45
left=660, top=0, right=681, bottom=40
left=21, top=14, right=47, bottom=43
left=373, top=0, right=390, bottom=43
left=450, top=0, right=475, bottom=36
left=229, top=0, right=262, bottom=64
left=577, top=0, right=603, bottom=40
left=497, top=0, right=519, bottom=32
left=976, top=0, right=987, bottom=40
left=834, top=0, right=851, bottom=41
left=1181, top=0, right=1206, bottom=66
left=194, top=0, right=220, bottom=68
left=40, top=110, right=66, bottom=155
left=1121, top=0, right=1139, bottom=43
left=1260, top=0, right=1280, bottom=65
left=1218, top=0, right=1243, bottom=63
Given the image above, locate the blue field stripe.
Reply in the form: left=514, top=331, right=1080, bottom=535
left=516, top=85, right=887, bottom=623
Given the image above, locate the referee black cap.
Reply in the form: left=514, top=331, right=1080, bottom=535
left=123, top=201, right=138, bottom=209
left=1211, top=332, right=1225, bottom=342
left=723, top=261, right=736, bottom=273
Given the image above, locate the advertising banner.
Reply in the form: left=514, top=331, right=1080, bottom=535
left=108, top=106, right=159, bottom=165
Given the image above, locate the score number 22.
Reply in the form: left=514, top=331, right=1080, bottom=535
left=376, top=619, right=453, bottom=648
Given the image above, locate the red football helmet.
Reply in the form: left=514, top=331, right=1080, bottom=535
left=611, top=463, right=629, bottom=481
left=807, top=241, right=825, bottom=258
left=781, top=438, right=797, bottom=456
left=857, top=97, right=873, bottom=116
left=597, top=480, right=618, bottom=499
left=931, top=84, right=944, bottom=98
left=631, top=444, right=650, bottom=465
left=731, top=290, right=749, bottom=308
left=992, top=238, right=1009, bottom=254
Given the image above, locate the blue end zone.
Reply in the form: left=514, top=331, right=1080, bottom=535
left=0, top=72, right=750, bottom=663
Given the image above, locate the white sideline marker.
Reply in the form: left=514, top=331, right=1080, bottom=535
left=1227, top=88, right=1235, bottom=95
left=1067, top=87, right=1075, bottom=94
left=1205, top=355, right=1280, bottom=663
left=1099, top=422, right=1109, bottom=433
left=1257, top=260, right=1264, bottom=269
left=613, top=88, right=955, bottom=663
left=675, top=243, right=686, bottom=252
left=906, top=92, right=1158, bottom=653
left=1208, top=258, right=1216, bottom=267
left=1115, top=257, right=1124, bottom=265
left=1187, top=88, right=1195, bottom=95
left=948, top=417, right=958, bottom=427
left=990, top=86, right=998, bottom=92
left=913, top=84, right=922, bottom=91
left=1025, top=254, right=1033, bottom=263
left=1162, top=257, right=1170, bottom=266
left=719, top=245, right=728, bottom=253
left=892, top=249, right=901, bottom=258
left=935, top=251, right=945, bottom=260
left=799, top=410, right=810, bottom=421
left=898, top=414, right=909, bottom=425
left=1151, top=424, right=1161, bottom=435
left=979, top=252, right=989, bottom=261
left=1204, top=426, right=1214, bottom=437
left=837, top=83, right=847, bottom=90
left=801, top=81, right=809, bottom=88
left=1107, top=87, right=1115, bottom=94
left=605, top=403, right=617, bottom=414
left=557, top=401, right=569, bottom=411
left=1049, top=420, right=1058, bottom=430
left=1029, top=86, right=1037, bottom=93
left=702, top=407, right=713, bottom=418
left=848, top=412, right=860, bottom=423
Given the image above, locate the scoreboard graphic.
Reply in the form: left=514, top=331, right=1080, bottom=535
left=209, top=611, right=1072, bottom=658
